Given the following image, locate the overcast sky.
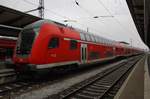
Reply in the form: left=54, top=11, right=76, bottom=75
left=0, top=0, right=148, bottom=49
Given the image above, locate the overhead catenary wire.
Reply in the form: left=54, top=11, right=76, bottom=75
left=21, top=0, right=124, bottom=40
left=22, top=0, right=108, bottom=31
left=23, top=0, right=38, bottom=6
left=98, top=0, right=141, bottom=45
left=45, top=8, right=72, bottom=20
left=97, top=0, right=136, bottom=35
left=43, top=1, right=107, bottom=35
left=23, top=0, right=71, bottom=20
left=74, top=0, right=113, bottom=19
left=22, top=0, right=120, bottom=39
left=75, top=0, right=125, bottom=34
left=74, top=0, right=116, bottom=38
left=74, top=0, right=94, bottom=17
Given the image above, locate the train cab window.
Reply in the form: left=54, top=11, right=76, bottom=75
left=48, top=37, right=59, bottom=48
left=70, top=40, right=77, bottom=50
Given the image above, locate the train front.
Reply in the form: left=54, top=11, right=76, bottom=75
left=13, top=20, right=43, bottom=71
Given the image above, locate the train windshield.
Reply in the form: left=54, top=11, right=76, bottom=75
left=16, top=28, right=37, bottom=56
left=16, top=20, right=54, bottom=57
left=16, top=20, right=44, bottom=56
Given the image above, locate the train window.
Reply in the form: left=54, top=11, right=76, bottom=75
left=82, top=34, right=86, bottom=41
left=89, top=35, right=92, bottom=41
left=89, top=34, right=92, bottom=41
left=104, top=39, right=106, bottom=44
left=109, top=41, right=111, bottom=45
left=108, top=40, right=110, bottom=45
left=98, top=37, right=101, bottom=43
left=80, top=33, right=85, bottom=41
left=106, top=40, right=108, bottom=45
left=70, top=40, right=77, bottom=50
left=89, top=51, right=100, bottom=60
left=93, top=36, right=96, bottom=42
left=100, top=37, right=103, bottom=43
left=102, top=39, right=104, bottom=44
left=89, top=34, right=93, bottom=42
left=99, top=37, right=101, bottom=43
left=94, top=35, right=97, bottom=42
left=85, top=34, right=90, bottom=41
left=106, top=40, right=108, bottom=44
left=48, top=37, right=59, bottom=48
left=91, top=35, right=95, bottom=42
left=95, top=36, right=98, bottom=43
left=96, top=36, right=99, bottom=43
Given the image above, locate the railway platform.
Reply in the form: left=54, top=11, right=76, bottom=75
left=144, top=53, right=150, bottom=99
left=114, top=53, right=150, bottom=99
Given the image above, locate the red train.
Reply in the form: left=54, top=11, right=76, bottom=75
left=13, top=20, right=143, bottom=72
left=0, top=36, right=17, bottom=61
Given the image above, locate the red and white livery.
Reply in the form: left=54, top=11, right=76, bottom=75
left=13, top=20, right=143, bottom=72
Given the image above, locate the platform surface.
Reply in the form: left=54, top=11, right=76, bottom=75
left=144, top=54, right=150, bottom=99
left=114, top=55, right=144, bottom=99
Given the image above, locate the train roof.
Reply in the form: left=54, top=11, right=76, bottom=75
left=24, top=19, right=66, bottom=29
left=26, top=20, right=136, bottom=48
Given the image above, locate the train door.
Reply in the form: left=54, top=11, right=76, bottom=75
left=81, top=44, right=87, bottom=64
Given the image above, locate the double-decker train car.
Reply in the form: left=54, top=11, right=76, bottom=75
left=0, top=36, right=17, bottom=61
left=13, top=20, right=142, bottom=72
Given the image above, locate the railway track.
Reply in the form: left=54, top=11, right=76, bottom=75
left=0, top=81, right=31, bottom=99
left=0, top=55, right=143, bottom=99
left=0, top=62, right=16, bottom=85
left=48, top=56, right=142, bottom=99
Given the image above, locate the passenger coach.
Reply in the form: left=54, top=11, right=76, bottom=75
left=13, top=20, right=141, bottom=72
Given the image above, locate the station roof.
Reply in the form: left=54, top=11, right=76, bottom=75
left=0, top=5, right=41, bottom=37
left=126, top=0, right=150, bottom=48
